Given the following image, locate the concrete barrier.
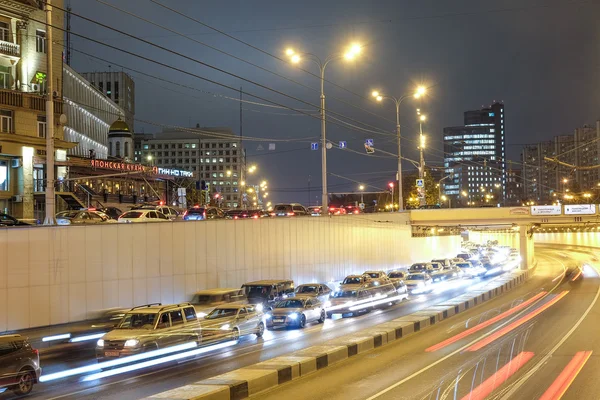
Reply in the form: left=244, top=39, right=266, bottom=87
left=141, top=269, right=532, bottom=400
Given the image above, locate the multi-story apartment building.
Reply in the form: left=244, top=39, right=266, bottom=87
left=80, top=71, right=135, bottom=130
left=134, top=125, right=245, bottom=208
left=0, top=0, right=70, bottom=219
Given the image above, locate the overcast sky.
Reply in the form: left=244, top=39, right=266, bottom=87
left=68, top=0, right=600, bottom=204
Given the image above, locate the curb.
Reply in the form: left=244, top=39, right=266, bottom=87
left=142, top=269, right=532, bottom=400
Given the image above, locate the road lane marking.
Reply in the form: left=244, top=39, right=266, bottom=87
left=460, top=351, right=534, bottom=400
left=466, top=291, right=569, bottom=352
left=539, top=351, right=593, bottom=400
left=426, top=291, right=547, bottom=352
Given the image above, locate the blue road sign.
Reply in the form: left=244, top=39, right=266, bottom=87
left=416, top=179, right=424, bottom=187
left=311, top=142, right=319, bottom=150
left=366, top=139, right=374, bottom=146
left=339, top=141, right=347, bottom=149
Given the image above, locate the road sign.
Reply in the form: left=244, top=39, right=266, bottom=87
left=339, top=141, right=347, bottom=149
left=417, top=187, right=425, bottom=199
left=366, top=139, right=374, bottom=146
left=326, top=142, right=333, bottom=150
left=359, top=202, right=365, bottom=210
left=416, top=179, right=424, bottom=187
left=364, top=143, right=374, bottom=154
left=311, top=142, right=318, bottom=150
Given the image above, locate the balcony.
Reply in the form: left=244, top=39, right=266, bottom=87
left=0, top=40, right=20, bottom=59
left=0, top=88, right=63, bottom=114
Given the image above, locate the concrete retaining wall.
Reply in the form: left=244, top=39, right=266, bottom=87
left=143, top=269, right=532, bottom=400
left=0, top=215, right=460, bottom=331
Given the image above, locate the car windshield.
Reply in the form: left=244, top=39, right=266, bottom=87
left=388, top=272, right=404, bottom=278
left=296, top=285, right=318, bottom=294
left=407, top=274, right=426, bottom=280
left=117, top=313, right=157, bottom=329
left=456, top=263, right=471, bottom=268
left=205, top=308, right=238, bottom=319
left=276, top=299, right=304, bottom=308
left=57, top=211, right=79, bottom=218
left=333, top=290, right=357, bottom=298
left=187, top=208, right=205, bottom=215
left=121, top=211, right=143, bottom=219
left=343, top=277, right=362, bottom=284
left=244, top=285, right=272, bottom=298
left=410, top=264, right=427, bottom=270
left=191, top=294, right=213, bottom=304
left=365, top=273, right=380, bottom=278
left=274, top=205, right=292, bottom=212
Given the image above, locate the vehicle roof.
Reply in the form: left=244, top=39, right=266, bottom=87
left=211, top=304, right=249, bottom=310
left=193, top=288, right=242, bottom=295
left=407, top=272, right=429, bottom=276
left=127, top=302, right=192, bottom=313
left=344, top=274, right=365, bottom=278
left=296, top=283, right=325, bottom=286
left=0, top=334, right=25, bottom=342
left=364, top=270, right=385, bottom=274
left=242, top=279, right=293, bottom=285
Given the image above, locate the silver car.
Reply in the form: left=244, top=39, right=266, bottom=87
left=293, top=283, right=332, bottom=303
left=266, top=297, right=326, bottom=329
left=201, top=305, right=265, bottom=341
left=190, top=288, right=247, bottom=317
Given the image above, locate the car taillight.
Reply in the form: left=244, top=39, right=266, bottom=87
left=252, top=215, right=258, bottom=219
left=287, top=212, right=295, bottom=216
left=270, top=212, right=276, bottom=216
left=33, top=349, right=39, bottom=355
left=234, top=216, right=238, bottom=220
left=203, top=212, right=206, bottom=218
left=354, top=210, right=359, bottom=214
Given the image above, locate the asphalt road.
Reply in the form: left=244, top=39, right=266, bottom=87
left=257, top=246, right=598, bottom=400
left=0, top=263, right=516, bottom=399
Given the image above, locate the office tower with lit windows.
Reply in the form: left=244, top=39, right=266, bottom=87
left=443, top=102, right=506, bottom=206
left=81, top=71, right=135, bottom=131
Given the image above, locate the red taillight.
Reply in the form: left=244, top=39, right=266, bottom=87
left=354, top=210, right=359, bottom=214
left=270, top=212, right=276, bottom=216
left=329, top=207, right=335, bottom=211
left=88, top=207, right=96, bottom=211
left=203, top=211, right=206, bottom=218
left=287, top=212, right=295, bottom=216
left=33, top=349, right=39, bottom=355
left=234, top=216, right=238, bottom=220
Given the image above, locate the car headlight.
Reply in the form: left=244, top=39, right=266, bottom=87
left=282, top=294, right=288, bottom=299
left=417, top=282, right=425, bottom=287
left=124, top=339, right=140, bottom=347
left=97, top=339, right=104, bottom=347
left=220, top=324, right=231, bottom=331
left=264, top=313, right=272, bottom=319
left=255, top=304, right=264, bottom=312
left=197, top=312, right=207, bottom=318
left=324, top=301, right=331, bottom=308
left=288, top=313, right=298, bottom=320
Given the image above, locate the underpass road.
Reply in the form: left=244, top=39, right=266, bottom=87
left=1, top=264, right=519, bottom=399
left=257, top=248, right=594, bottom=400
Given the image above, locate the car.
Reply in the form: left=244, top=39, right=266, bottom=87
left=201, top=305, right=264, bottom=340
left=293, top=283, right=332, bottom=303
left=431, top=258, right=453, bottom=268
left=363, top=270, right=392, bottom=285
left=455, top=261, right=486, bottom=278
left=307, top=206, right=322, bottom=216
left=326, top=282, right=401, bottom=317
left=270, top=203, right=308, bottom=217
left=117, top=209, right=171, bottom=223
left=227, top=209, right=268, bottom=219
left=95, top=303, right=201, bottom=362
left=328, top=206, right=347, bottom=215
left=405, top=273, right=433, bottom=293
left=182, top=206, right=226, bottom=221
left=343, top=205, right=361, bottom=214
left=56, top=210, right=116, bottom=225
left=0, top=213, right=29, bottom=227
left=131, top=205, right=180, bottom=220
left=266, top=296, right=326, bottom=329
left=450, top=257, right=466, bottom=264
left=241, top=280, right=295, bottom=309
left=340, top=274, right=372, bottom=288
left=387, top=270, right=408, bottom=286
left=190, top=288, right=247, bottom=317
left=95, top=207, right=122, bottom=220
left=456, top=253, right=472, bottom=261
left=0, top=334, right=41, bottom=395
left=408, top=262, right=435, bottom=274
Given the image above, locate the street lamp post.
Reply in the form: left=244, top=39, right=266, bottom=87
left=286, top=44, right=362, bottom=214
left=388, top=182, right=394, bottom=212
left=359, top=184, right=365, bottom=204
left=417, top=111, right=427, bottom=207
left=372, top=86, right=425, bottom=212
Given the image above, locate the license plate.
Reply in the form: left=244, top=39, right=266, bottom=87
left=105, top=351, right=120, bottom=357
left=273, top=318, right=284, bottom=323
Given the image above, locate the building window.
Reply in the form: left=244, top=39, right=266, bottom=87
left=0, top=22, right=9, bottom=42
left=178, top=144, right=183, bottom=149
left=0, top=109, right=12, bottom=133
left=116, top=141, right=121, bottom=158
left=191, top=144, right=197, bottom=148
left=114, top=81, right=119, bottom=101
left=212, top=143, right=216, bottom=148
left=35, top=30, right=46, bottom=53
left=0, top=160, right=7, bottom=191
left=109, top=142, right=112, bottom=156
left=0, top=66, right=9, bottom=89
left=98, top=82, right=103, bottom=93
left=37, top=115, right=46, bottom=138
left=106, top=81, right=111, bottom=96
left=125, top=142, right=130, bottom=158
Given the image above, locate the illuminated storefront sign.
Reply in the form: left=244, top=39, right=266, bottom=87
left=90, top=160, right=193, bottom=178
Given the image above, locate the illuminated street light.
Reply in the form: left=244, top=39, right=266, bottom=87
left=419, top=114, right=427, bottom=122
left=248, top=165, right=257, bottom=174
left=359, top=185, right=365, bottom=191
left=414, top=86, right=426, bottom=98
left=285, top=42, right=363, bottom=215
left=240, top=180, right=245, bottom=186
left=461, top=191, right=468, bottom=197
left=584, top=193, right=592, bottom=198
left=261, top=180, right=267, bottom=187
left=563, top=178, right=568, bottom=183
left=247, top=187, right=254, bottom=193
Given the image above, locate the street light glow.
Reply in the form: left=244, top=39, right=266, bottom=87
left=420, top=134, right=426, bottom=149
left=285, top=48, right=295, bottom=56
left=414, top=86, right=426, bottom=98
left=376, top=95, right=383, bottom=102
left=461, top=191, right=468, bottom=197
left=359, top=185, right=365, bottom=191
left=419, top=114, right=427, bottom=121
left=291, top=54, right=301, bottom=63
left=371, top=91, right=379, bottom=98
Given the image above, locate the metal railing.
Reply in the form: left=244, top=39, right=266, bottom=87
left=0, top=88, right=63, bottom=114
left=0, top=40, right=20, bottom=57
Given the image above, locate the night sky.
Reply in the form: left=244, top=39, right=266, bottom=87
left=68, top=0, right=600, bottom=204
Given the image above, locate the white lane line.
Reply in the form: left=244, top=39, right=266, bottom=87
left=497, top=262, right=600, bottom=399
left=364, top=254, right=566, bottom=400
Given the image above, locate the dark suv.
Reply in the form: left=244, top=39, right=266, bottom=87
left=270, top=204, right=308, bottom=217
left=0, top=334, right=41, bottom=395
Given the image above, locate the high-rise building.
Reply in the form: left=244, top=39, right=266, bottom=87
left=505, top=164, right=522, bottom=206
left=443, top=102, right=506, bottom=206
left=134, top=125, right=246, bottom=208
left=80, top=71, right=135, bottom=130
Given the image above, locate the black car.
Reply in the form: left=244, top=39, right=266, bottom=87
left=183, top=206, right=226, bottom=221
left=0, top=213, right=29, bottom=227
left=227, top=209, right=268, bottom=219
left=0, top=334, right=41, bottom=395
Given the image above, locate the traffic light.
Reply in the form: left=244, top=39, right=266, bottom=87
left=200, top=180, right=207, bottom=190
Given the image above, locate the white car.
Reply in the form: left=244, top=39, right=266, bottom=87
left=117, top=210, right=171, bottom=223
left=405, top=273, right=433, bottom=294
